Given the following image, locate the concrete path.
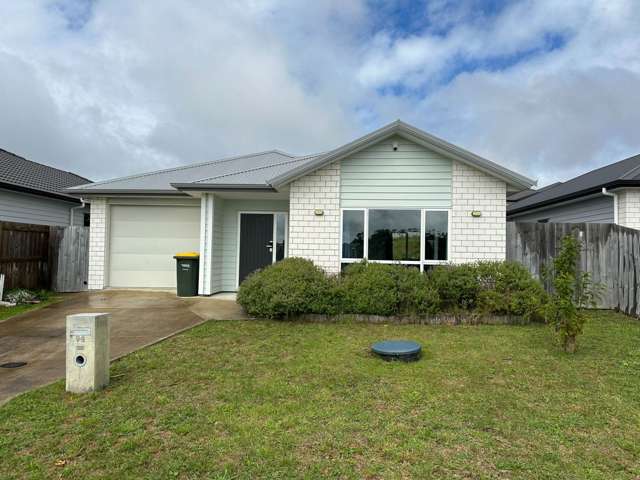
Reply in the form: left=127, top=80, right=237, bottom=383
left=0, top=290, right=247, bottom=405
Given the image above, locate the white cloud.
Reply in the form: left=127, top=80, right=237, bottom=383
left=0, top=0, right=639, bottom=187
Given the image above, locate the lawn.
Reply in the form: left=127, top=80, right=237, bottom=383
left=1, top=311, right=639, bottom=479
left=0, top=296, right=62, bottom=323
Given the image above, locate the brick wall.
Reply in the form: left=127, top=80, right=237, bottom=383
left=288, top=162, right=341, bottom=274
left=88, top=198, right=107, bottom=289
left=450, top=161, right=507, bottom=262
left=616, top=189, right=640, bottom=230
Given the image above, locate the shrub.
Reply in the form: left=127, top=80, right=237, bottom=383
left=474, top=261, right=547, bottom=320
left=543, top=235, right=602, bottom=353
left=4, top=289, right=42, bottom=305
left=340, top=262, right=440, bottom=316
left=237, top=258, right=335, bottom=319
left=340, top=262, right=399, bottom=315
left=427, top=264, right=480, bottom=310
left=395, top=266, right=441, bottom=315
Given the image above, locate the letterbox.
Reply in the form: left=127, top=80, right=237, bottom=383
left=66, top=313, right=111, bottom=393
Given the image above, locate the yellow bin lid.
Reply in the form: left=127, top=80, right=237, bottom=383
left=174, top=251, right=199, bottom=258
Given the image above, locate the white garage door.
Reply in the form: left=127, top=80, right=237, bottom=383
left=108, top=205, right=200, bottom=288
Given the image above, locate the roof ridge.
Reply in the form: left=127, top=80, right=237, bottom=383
left=71, top=150, right=292, bottom=189
left=194, top=156, right=316, bottom=183
left=0, top=147, right=91, bottom=183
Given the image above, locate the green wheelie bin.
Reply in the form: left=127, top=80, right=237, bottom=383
left=174, top=252, right=199, bottom=297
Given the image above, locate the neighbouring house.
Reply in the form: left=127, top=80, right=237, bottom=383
left=0, top=148, right=91, bottom=226
left=66, top=120, right=535, bottom=294
left=507, top=153, right=640, bottom=228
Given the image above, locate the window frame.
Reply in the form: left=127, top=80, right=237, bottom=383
left=340, top=207, right=451, bottom=272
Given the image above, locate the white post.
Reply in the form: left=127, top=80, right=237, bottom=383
left=66, top=313, right=110, bottom=393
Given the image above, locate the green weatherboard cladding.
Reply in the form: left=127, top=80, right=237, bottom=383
left=340, top=135, right=452, bottom=208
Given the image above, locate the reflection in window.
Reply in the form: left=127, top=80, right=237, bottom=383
left=275, top=213, right=286, bottom=261
left=342, top=210, right=364, bottom=258
left=368, top=210, right=421, bottom=261
left=425, top=211, right=448, bottom=261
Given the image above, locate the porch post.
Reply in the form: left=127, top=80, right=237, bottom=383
left=198, top=193, right=215, bottom=295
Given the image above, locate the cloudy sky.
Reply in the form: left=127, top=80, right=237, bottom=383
left=1, top=0, right=639, bottom=187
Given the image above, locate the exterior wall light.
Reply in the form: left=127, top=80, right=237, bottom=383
left=471, top=210, right=482, bottom=217
left=314, top=209, right=324, bottom=216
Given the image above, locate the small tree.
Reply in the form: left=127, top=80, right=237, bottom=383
left=543, top=234, right=602, bottom=353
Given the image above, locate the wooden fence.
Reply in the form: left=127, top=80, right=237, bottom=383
left=0, top=222, right=51, bottom=290
left=0, top=221, right=89, bottom=292
left=49, top=226, right=90, bottom=292
left=507, top=222, right=640, bottom=316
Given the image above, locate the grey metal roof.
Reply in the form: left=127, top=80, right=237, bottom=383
left=67, top=120, right=535, bottom=196
left=0, top=148, right=90, bottom=201
left=68, top=150, right=297, bottom=194
left=508, top=153, right=640, bottom=214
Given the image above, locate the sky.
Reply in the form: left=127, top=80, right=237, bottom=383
left=0, top=0, right=639, bottom=187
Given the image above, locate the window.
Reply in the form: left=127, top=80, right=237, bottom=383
left=274, top=213, right=287, bottom=262
left=425, top=211, right=448, bottom=261
left=341, top=208, right=449, bottom=271
left=342, top=210, right=364, bottom=259
left=368, top=210, right=421, bottom=261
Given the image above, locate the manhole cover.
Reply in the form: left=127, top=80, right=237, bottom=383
left=0, top=362, right=27, bottom=369
left=371, top=340, right=422, bottom=362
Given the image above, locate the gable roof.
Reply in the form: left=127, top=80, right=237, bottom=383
left=508, top=153, right=640, bottom=214
left=269, top=120, right=535, bottom=190
left=0, top=148, right=91, bottom=201
left=67, top=120, right=535, bottom=196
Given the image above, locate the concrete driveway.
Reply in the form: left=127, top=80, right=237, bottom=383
left=0, top=290, right=246, bottom=404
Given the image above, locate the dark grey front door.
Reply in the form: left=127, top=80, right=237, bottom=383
left=238, top=213, right=274, bottom=284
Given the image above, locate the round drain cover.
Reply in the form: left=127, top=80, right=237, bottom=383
left=0, top=361, right=27, bottom=369
left=372, top=340, right=421, bottom=362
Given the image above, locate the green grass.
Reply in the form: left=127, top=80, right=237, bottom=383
left=0, top=296, right=62, bottom=323
left=1, top=311, right=640, bottom=479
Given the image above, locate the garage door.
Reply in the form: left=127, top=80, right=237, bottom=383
left=108, top=205, right=200, bottom=288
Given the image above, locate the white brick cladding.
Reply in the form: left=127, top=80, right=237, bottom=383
left=288, top=162, right=341, bottom=274
left=88, top=198, right=108, bottom=289
left=616, top=189, right=640, bottom=230
left=450, top=161, right=506, bottom=262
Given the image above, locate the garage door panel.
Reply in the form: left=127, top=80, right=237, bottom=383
left=109, top=205, right=200, bottom=288
left=110, top=237, right=199, bottom=255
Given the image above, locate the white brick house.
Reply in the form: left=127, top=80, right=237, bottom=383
left=67, top=120, right=535, bottom=295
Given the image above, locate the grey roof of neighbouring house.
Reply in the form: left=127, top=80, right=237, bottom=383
left=0, top=148, right=91, bottom=201
left=67, top=120, right=536, bottom=195
left=508, top=153, right=640, bottom=214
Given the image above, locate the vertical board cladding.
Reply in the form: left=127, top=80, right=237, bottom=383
left=450, top=161, right=507, bottom=262
left=616, top=189, right=640, bottom=230
left=340, top=135, right=452, bottom=208
left=87, top=198, right=107, bottom=289
left=288, top=162, right=341, bottom=274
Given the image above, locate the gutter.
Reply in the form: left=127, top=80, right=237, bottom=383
left=69, top=197, right=85, bottom=226
left=602, top=187, right=618, bottom=224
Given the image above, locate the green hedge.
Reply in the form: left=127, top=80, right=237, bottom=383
left=237, top=258, right=547, bottom=320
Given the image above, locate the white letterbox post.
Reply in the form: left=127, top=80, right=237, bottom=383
left=66, top=313, right=111, bottom=393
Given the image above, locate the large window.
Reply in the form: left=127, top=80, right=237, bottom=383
left=368, top=210, right=421, bottom=261
left=341, top=208, right=449, bottom=271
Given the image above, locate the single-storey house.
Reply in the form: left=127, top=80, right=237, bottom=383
left=0, top=148, right=91, bottom=226
left=67, top=120, right=535, bottom=294
left=508, top=153, right=640, bottom=228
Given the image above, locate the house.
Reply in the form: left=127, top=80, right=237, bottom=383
left=507, top=153, right=640, bottom=228
left=66, top=120, right=535, bottom=294
left=0, top=148, right=91, bottom=226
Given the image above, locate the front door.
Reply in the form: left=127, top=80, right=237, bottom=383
left=238, top=213, right=275, bottom=284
